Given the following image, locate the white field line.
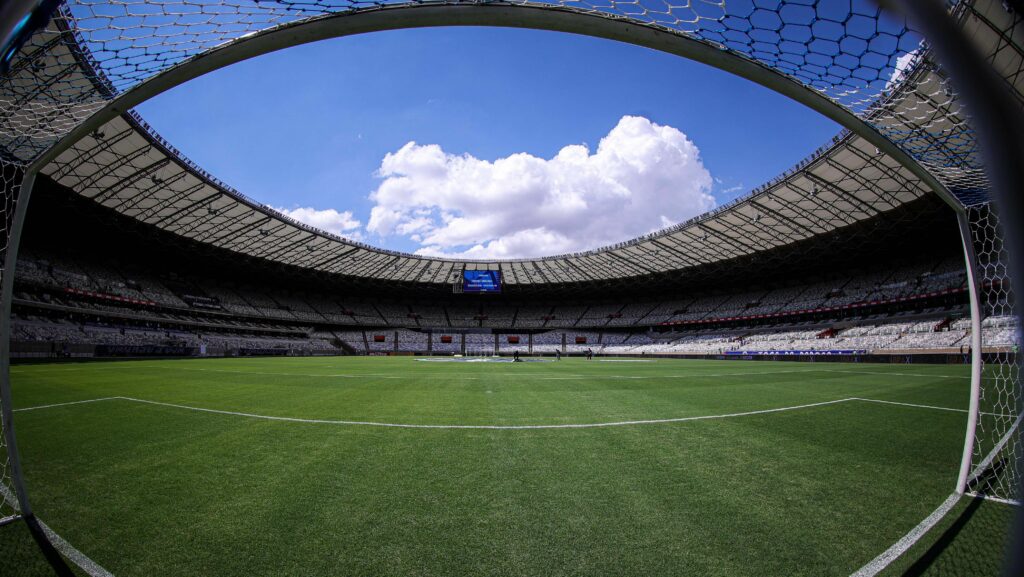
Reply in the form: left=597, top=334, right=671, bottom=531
left=821, top=369, right=970, bottom=380
left=9, top=390, right=997, bottom=577
left=852, top=397, right=969, bottom=413
left=966, top=411, right=1023, bottom=486
left=13, top=364, right=972, bottom=381
left=167, top=367, right=408, bottom=379
left=0, top=484, right=20, bottom=517
left=13, top=396, right=979, bottom=429
left=849, top=397, right=1009, bottom=416
left=966, top=492, right=1022, bottom=506
left=0, top=484, right=114, bottom=577
left=852, top=409, right=1024, bottom=577
left=120, top=396, right=860, bottom=429
left=181, top=368, right=960, bottom=381
left=28, top=365, right=824, bottom=380
left=138, top=366, right=833, bottom=380
left=849, top=493, right=961, bottom=577
left=12, top=397, right=122, bottom=412
left=37, top=518, right=116, bottom=577
left=12, top=396, right=856, bottom=429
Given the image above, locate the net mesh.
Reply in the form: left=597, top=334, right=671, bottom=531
left=966, top=203, right=1022, bottom=504
left=0, top=157, right=24, bottom=522
left=0, top=0, right=992, bottom=205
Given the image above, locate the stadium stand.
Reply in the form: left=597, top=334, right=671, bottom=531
left=531, top=330, right=563, bottom=353
left=9, top=181, right=1011, bottom=361
left=397, top=330, right=429, bottom=352
left=431, top=333, right=462, bottom=354
left=463, top=333, right=495, bottom=356
left=481, top=305, right=517, bottom=329
left=497, top=334, right=531, bottom=354
left=13, top=243, right=1009, bottom=359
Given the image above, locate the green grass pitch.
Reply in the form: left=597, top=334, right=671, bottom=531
left=3, top=357, right=1016, bottom=576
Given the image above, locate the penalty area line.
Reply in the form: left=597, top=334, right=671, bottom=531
left=120, top=395, right=858, bottom=429
left=13, top=395, right=983, bottom=429
left=12, top=397, right=122, bottom=412
left=15, top=396, right=859, bottom=429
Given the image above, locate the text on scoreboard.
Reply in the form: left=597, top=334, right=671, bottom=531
left=463, top=270, right=502, bottom=293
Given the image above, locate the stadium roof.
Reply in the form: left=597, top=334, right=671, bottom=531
left=4, top=1, right=1021, bottom=286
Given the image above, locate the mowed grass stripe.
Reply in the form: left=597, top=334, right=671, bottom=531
left=16, top=396, right=964, bottom=577
left=8, top=357, right=996, bottom=577
left=10, top=358, right=970, bottom=426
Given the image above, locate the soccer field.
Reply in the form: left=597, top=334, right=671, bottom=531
left=3, top=357, right=1015, bottom=576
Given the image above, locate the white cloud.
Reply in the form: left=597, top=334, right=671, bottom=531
left=367, top=115, right=714, bottom=259
left=886, top=50, right=920, bottom=92
left=273, top=206, right=363, bottom=240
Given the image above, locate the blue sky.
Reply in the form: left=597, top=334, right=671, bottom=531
left=136, top=26, right=841, bottom=258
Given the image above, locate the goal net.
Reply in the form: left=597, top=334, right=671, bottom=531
left=964, top=204, right=1022, bottom=505
left=0, top=159, right=24, bottom=523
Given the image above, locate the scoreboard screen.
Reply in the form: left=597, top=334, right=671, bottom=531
left=463, top=270, right=502, bottom=293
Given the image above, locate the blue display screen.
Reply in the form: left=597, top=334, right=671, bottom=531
left=463, top=270, right=502, bottom=293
